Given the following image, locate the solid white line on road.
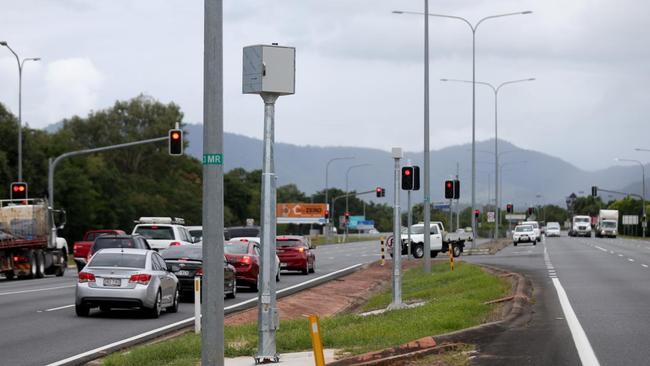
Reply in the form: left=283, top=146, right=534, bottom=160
left=45, top=304, right=76, bottom=312
left=595, top=246, right=608, bottom=252
left=628, top=258, right=635, bottom=262
left=642, top=264, right=649, bottom=268
left=0, top=284, right=75, bottom=296
left=45, top=262, right=364, bottom=366
left=552, top=278, right=601, bottom=366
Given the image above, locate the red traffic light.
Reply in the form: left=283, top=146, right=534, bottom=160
left=10, top=182, right=28, bottom=200
left=404, top=169, right=411, bottom=176
left=168, top=128, right=183, bottom=156
left=171, top=131, right=181, bottom=140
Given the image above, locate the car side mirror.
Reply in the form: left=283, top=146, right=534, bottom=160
left=166, top=263, right=174, bottom=272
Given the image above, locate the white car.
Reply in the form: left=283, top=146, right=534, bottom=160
left=521, top=221, right=542, bottom=242
left=546, top=222, right=561, bottom=237
left=186, top=226, right=202, bottom=243
left=229, top=237, right=281, bottom=282
left=513, top=225, right=537, bottom=246
left=132, top=217, right=196, bottom=251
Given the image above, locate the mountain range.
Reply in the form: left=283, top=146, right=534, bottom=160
left=181, top=124, right=647, bottom=208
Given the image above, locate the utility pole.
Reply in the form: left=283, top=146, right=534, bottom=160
left=202, top=1, right=225, bottom=365
left=390, top=147, right=403, bottom=309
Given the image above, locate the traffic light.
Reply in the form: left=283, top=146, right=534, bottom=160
left=401, top=166, right=414, bottom=190
left=376, top=187, right=385, bottom=197
left=528, top=207, right=534, bottom=215
left=444, top=180, right=454, bottom=199
left=324, top=210, right=329, bottom=219
left=10, top=182, right=28, bottom=200
left=453, top=180, right=460, bottom=199
left=412, top=166, right=420, bottom=190
left=506, top=203, right=513, bottom=213
left=168, top=129, right=183, bottom=156
left=381, top=188, right=385, bottom=197
left=474, top=209, right=480, bottom=219
left=591, top=186, right=598, bottom=197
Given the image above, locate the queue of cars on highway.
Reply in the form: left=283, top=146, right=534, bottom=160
left=72, top=217, right=317, bottom=317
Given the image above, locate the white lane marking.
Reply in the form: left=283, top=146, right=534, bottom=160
left=552, top=278, right=601, bottom=366
left=628, top=258, right=635, bottom=262
left=610, top=251, right=614, bottom=254
left=0, top=284, right=75, bottom=296
left=45, top=262, right=364, bottom=366
left=595, top=246, right=608, bottom=252
left=45, top=304, right=76, bottom=312
left=642, top=264, right=649, bottom=268
left=618, top=254, right=624, bottom=257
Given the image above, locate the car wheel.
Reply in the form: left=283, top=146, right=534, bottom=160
left=4, top=271, right=15, bottom=280
left=148, top=290, right=162, bottom=318
left=75, top=303, right=90, bottom=317
left=35, top=250, right=45, bottom=278
left=302, top=261, right=309, bottom=275
left=533, top=241, right=537, bottom=246
left=430, top=251, right=439, bottom=258
left=414, top=244, right=424, bottom=259
left=452, top=245, right=462, bottom=258
left=167, top=286, right=180, bottom=313
left=100, top=305, right=111, bottom=312
left=226, top=278, right=236, bottom=299
left=308, top=260, right=315, bottom=274
left=513, top=242, right=518, bottom=246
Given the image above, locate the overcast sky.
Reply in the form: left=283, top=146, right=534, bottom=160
left=1, top=0, right=648, bottom=170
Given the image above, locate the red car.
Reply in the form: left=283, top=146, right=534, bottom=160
left=224, top=239, right=281, bottom=290
left=276, top=236, right=315, bottom=275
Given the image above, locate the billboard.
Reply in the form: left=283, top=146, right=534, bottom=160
left=277, top=203, right=327, bottom=224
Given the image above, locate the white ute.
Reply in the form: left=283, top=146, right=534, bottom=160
left=391, top=222, right=469, bottom=258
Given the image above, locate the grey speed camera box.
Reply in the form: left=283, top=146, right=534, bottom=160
left=243, top=44, right=295, bottom=95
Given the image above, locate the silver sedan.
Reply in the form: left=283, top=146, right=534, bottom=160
left=75, top=248, right=179, bottom=318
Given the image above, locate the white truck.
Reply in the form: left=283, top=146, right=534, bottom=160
left=0, top=198, right=68, bottom=279
left=595, top=209, right=618, bottom=238
left=569, top=215, right=592, bottom=237
left=390, top=222, right=469, bottom=259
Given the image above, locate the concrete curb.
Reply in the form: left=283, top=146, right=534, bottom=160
left=327, top=264, right=532, bottom=366
left=58, top=263, right=369, bottom=366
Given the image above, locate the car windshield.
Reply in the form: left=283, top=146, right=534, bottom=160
left=602, top=221, right=617, bottom=228
left=277, top=239, right=303, bottom=247
left=410, top=226, right=426, bottom=234
left=134, top=226, right=174, bottom=240
left=516, top=226, right=533, bottom=232
left=89, top=253, right=146, bottom=268
left=92, top=238, right=136, bottom=253
left=189, top=229, right=202, bottom=239
left=575, top=218, right=590, bottom=223
left=548, top=223, right=560, bottom=229
left=224, top=243, right=249, bottom=254
left=161, top=246, right=203, bottom=261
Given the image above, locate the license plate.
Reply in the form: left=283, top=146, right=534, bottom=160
left=176, top=270, right=190, bottom=277
left=104, top=278, right=121, bottom=287
left=280, top=263, right=288, bottom=268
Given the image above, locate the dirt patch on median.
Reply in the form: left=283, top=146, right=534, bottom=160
left=225, top=260, right=426, bottom=326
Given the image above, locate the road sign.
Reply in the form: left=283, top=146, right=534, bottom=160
left=505, top=214, right=526, bottom=221
left=277, top=203, right=327, bottom=224
left=487, top=212, right=495, bottom=223
left=623, top=215, right=639, bottom=225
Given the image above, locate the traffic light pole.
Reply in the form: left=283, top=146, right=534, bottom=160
left=330, top=189, right=378, bottom=233
left=407, top=190, right=412, bottom=259
left=47, top=136, right=167, bottom=208
left=390, top=147, right=403, bottom=309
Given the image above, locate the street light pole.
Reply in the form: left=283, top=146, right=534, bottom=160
left=1, top=41, right=40, bottom=182
left=441, top=77, right=534, bottom=240
left=345, top=164, right=371, bottom=241
left=392, top=10, right=531, bottom=246
left=616, top=158, right=646, bottom=237
left=325, top=156, right=354, bottom=237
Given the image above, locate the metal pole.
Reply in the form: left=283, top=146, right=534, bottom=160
left=48, top=136, right=167, bottom=208
left=407, top=190, right=412, bottom=259
left=494, top=88, right=499, bottom=240
left=325, top=157, right=353, bottom=238
left=202, top=1, right=224, bottom=364
left=390, top=152, right=403, bottom=309
left=344, top=164, right=370, bottom=242
left=423, top=0, right=431, bottom=273
left=257, top=94, right=279, bottom=362
left=456, top=162, right=460, bottom=231
left=642, top=164, right=646, bottom=238
left=471, top=28, right=477, bottom=247
left=18, top=63, right=22, bottom=182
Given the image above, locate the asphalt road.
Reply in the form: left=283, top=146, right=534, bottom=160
left=0, top=240, right=382, bottom=366
left=465, top=234, right=650, bottom=366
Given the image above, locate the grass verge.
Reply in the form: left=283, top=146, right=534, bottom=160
left=310, top=234, right=382, bottom=247
left=103, top=262, right=510, bottom=366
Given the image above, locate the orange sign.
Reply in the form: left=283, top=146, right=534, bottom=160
left=277, top=203, right=327, bottom=218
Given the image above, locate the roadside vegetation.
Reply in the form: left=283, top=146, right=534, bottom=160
left=103, top=262, right=510, bottom=366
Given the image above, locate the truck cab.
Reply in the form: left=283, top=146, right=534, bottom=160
left=569, top=215, right=592, bottom=237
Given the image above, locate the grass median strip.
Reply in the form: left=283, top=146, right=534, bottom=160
left=103, top=262, right=510, bottom=366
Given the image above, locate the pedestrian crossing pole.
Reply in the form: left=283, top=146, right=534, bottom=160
left=380, top=236, right=385, bottom=266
